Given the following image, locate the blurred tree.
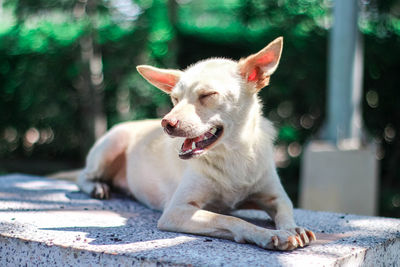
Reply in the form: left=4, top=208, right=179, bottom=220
left=0, top=0, right=174, bottom=165
left=72, top=0, right=107, bottom=155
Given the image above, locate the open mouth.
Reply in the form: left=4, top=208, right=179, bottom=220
left=179, top=126, right=223, bottom=160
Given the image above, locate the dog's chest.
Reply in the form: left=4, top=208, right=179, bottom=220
left=195, top=153, right=265, bottom=210
left=201, top=181, right=261, bottom=213
left=220, top=185, right=256, bottom=210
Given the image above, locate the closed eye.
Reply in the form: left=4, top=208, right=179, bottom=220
left=199, top=92, right=218, bottom=101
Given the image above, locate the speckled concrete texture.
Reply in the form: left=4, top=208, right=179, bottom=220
left=0, top=174, right=399, bottom=266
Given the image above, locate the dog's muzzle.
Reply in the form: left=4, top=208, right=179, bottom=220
left=178, top=126, right=224, bottom=160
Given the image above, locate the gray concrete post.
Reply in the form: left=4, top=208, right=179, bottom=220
left=299, top=0, right=378, bottom=216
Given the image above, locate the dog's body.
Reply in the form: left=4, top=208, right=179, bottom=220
left=77, top=37, right=316, bottom=250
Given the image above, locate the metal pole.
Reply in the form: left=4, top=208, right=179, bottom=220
left=325, top=0, right=363, bottom=147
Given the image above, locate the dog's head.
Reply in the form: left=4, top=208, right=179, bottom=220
left=137, top=37, right=283, bottom=160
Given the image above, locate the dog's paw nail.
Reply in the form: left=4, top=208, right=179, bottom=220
left=306, top=230, right=317, bottom=241
left=295, top=235, right=303, bottom=247
left=288, top=236, right=298, bottom=248
left=301, top=232, right=309, bottom=245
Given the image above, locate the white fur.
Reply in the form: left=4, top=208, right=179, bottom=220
left=77, top=37, right=316, bottom=250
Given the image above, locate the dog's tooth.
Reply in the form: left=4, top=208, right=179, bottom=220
left=179, top=149, right=192, bottom=155
left=192, top=142, right=196, bottom=149
left=210, top=127, right=217, bottom=135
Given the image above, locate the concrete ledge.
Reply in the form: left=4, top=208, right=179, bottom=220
left=0, top=174, right=399, bottom=266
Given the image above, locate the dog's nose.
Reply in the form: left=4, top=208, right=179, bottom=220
left=161, top=118, right=179, bottom=135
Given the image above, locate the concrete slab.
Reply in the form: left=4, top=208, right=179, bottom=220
left=0, top=174, right=399, bottom=267
left=300, top=141, right=378, bottom=216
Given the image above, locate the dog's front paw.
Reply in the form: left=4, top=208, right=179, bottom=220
left=282, top=227, right=316, bottom=248
left=266, top=230, right=303, bottom=250
left=249, top=230, right=302, bottom=250
left=90, top=182, right=110, bottom=199
left=256, top=228, right=316, bottom=251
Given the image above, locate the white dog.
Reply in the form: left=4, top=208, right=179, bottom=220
left=77, top=37, right=316, bottom=250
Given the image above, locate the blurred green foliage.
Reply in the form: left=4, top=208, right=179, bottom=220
left=0, top=0, right=399, bottom=217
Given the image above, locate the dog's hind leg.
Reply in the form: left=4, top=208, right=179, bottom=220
left=77, top=125, right=130, bottom=199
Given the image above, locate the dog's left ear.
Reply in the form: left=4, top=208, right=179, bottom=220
left=136, top=65, right=182, bottom=94
left=238, top=37, right=283, bottom=91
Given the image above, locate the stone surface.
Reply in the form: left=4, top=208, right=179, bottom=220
left=0, top=174, right=399, bottom=267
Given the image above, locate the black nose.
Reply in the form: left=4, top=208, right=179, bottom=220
left=165, top=123, right=175, bottom=135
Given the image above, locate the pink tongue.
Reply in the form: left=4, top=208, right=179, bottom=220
left=182, top=135, right=204, bottom=151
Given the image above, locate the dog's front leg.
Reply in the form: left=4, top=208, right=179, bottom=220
left=255, top=171, right=317, bottom=247
left=158, top=171, right=302, bottom=250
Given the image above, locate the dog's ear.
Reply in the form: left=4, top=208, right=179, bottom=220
left=136, top=65, right=182, bottom=94
left=238, top=37, right=283, bottom=91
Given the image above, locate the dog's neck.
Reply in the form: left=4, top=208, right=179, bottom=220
left=191, top=94, right=271, bottom=193
left=239, top=94, right=263, bottom=141
left=229, top=93, right=266, bottom=152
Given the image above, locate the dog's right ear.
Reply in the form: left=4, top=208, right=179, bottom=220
left=136, top=65, right=182, bottom=94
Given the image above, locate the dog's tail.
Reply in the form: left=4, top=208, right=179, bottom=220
left=46, top=169, right=82, bottom=181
